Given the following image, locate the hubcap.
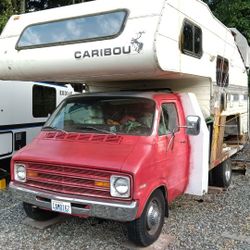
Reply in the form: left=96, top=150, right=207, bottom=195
left=225, top=162, right=231, bottom=182
left=146, top=200, right=161, bottom=235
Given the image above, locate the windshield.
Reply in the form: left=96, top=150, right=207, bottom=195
left=44, top=96, right=155, bottom=136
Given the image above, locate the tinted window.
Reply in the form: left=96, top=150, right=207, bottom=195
left=183, top=23, right=193, bottom=52
left=158, top=103, right=179, bottom=135
left=33, top=85, right=56, bottom=118
left=17, top=10, right=127, bottom=49
left=216, top=56, right=229, bottom=87
left=181, top=20, right=202, bottom=58
left=194, top=26, right=202, bottom=54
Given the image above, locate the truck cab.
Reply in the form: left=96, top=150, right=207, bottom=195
left=10, top=91, right=198, bottom=246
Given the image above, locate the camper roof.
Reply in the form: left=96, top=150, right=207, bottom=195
left=230, top=28, right=250, bottom=69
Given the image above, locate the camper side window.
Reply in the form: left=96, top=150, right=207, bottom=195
left=216, top=56, right=229, bottom=87
left=16, top=10, right=127, bottom=50
left=33, top=85, right=56, bottom=118
left=181, top=20, right=202, bottom=58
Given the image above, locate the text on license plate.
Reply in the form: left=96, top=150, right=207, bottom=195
left=51, top=199, right=72, bottom=214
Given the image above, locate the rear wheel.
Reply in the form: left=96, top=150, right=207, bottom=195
left=23, top=202, right=58, bottom=221
left=211, top=159, right=232, bottom=188
left=127, top=189, right=165, bottom=247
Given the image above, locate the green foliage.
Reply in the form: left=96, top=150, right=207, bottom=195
left=0, top=0, right=15, bottom=34
left=203, top=0, right=250, bottom=44
left=0, top=1, right=76, bottom=33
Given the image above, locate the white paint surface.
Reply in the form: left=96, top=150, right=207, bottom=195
left=0, top=81, right=75, bottom=160
left=0, top=132, right=13, bottom=156
left=179, top=93, right=209, bottom=195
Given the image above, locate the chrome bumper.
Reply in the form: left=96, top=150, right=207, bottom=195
left=9, top=182, right=138, bottom=222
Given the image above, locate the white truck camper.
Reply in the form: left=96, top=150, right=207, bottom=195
left=0, top=0, right=249, bottom=246
left=0, top=81, right=74, bottom=171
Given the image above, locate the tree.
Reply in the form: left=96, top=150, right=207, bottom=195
left=0, top=0, right=77, bottom=33
left=0, top=1, right=14, bottom=33
left=203, top=0, right=250, bottom=44
left=27, top=0, right=73, bottom=11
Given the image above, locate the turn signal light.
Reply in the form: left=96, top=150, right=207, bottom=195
left=94, top=181, right=110, bottom=188
left=27, top=170, right=39, bottom=178
left=0, top=179, right=6, bottom=190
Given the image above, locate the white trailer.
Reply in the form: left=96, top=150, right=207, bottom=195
left=0, top=81, right=74, bottom=170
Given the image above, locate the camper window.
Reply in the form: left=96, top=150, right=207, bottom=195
left=33, top=85, right=56, bottom=118
left=216, top=56, right=229, bottom=87
left=181, top=20, right=202, bottom=58
left=16, top=10, right=127, bottom=50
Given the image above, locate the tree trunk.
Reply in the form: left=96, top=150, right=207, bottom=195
left=20, top=0, right=25, bottom=13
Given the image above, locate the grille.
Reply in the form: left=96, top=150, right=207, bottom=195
left=25, top=163, right=114, bottom=199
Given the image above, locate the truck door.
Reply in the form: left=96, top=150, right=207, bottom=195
left=157, top=101, right=189, bottom=201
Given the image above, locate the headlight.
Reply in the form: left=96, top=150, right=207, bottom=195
left=110, top=175, right=130, bottom=198
left=14, top=164, right=26, bottom=182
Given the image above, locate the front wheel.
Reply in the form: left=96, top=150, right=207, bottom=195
left=127, top=189, right=165, bottom=247
left=211, top=159, right=232, bottom=188
left=23, top=202, right=58, bottom=221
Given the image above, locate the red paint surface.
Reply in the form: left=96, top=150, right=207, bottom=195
left=11, top=93, right=190, bottom=219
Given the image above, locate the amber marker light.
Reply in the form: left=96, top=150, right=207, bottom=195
left=94, top=181, right=110, bottom=188
left=27, top=170, right=39, bottom=178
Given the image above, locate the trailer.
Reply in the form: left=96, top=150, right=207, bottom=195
left=0, top=0, right=249, bottom=246
left=0, top=81, right=74, bottom=173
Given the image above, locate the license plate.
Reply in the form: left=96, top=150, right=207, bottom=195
left=51, top=199, right=72, bottom=214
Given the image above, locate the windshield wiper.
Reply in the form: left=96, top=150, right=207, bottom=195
left=42, top=126, right=68, bottom=134
left=76, top=125, right=116, bottom=135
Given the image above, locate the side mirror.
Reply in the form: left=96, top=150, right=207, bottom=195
left=186, top=115, right=200, bottom=136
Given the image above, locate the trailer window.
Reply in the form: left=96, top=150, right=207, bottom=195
left=158, top=103, right=179, bottom=135
left=181, top=20, right=202, bottom=58
left=33, top=85, right=56, bottom=118
left=216, top=56, right=229, bottom=87
left=17, top=10, right=127, bottom=50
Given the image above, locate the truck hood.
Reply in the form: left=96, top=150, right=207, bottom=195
left=14, top=132, right=141, bottom=172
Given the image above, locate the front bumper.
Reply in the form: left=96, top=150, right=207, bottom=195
left=9, top=182, right=138, bottom=222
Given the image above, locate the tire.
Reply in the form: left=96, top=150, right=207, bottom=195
left=127, top=189, right=165, bottom=247
left=211, top=159, right=232, bottom=188
left=23, top=202, right=58, bottom=221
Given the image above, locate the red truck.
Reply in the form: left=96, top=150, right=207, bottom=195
left=10, top=91, right=203, bottom=246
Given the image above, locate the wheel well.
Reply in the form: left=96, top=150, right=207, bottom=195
left=156, top=186, right=169, bottom=217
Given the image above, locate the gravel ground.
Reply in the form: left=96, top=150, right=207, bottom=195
left=0, top=172, right=249, bottom=250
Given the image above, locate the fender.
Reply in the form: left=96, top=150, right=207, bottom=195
left=134, top=178, right=168, bottom=218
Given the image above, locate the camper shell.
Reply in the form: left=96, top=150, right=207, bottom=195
left=0, top=0, right=248, bottom=84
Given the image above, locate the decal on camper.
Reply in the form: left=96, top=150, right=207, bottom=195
left=74, top=46, right=132, bottom=59
left=131, top=31, right=145, bottom=53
